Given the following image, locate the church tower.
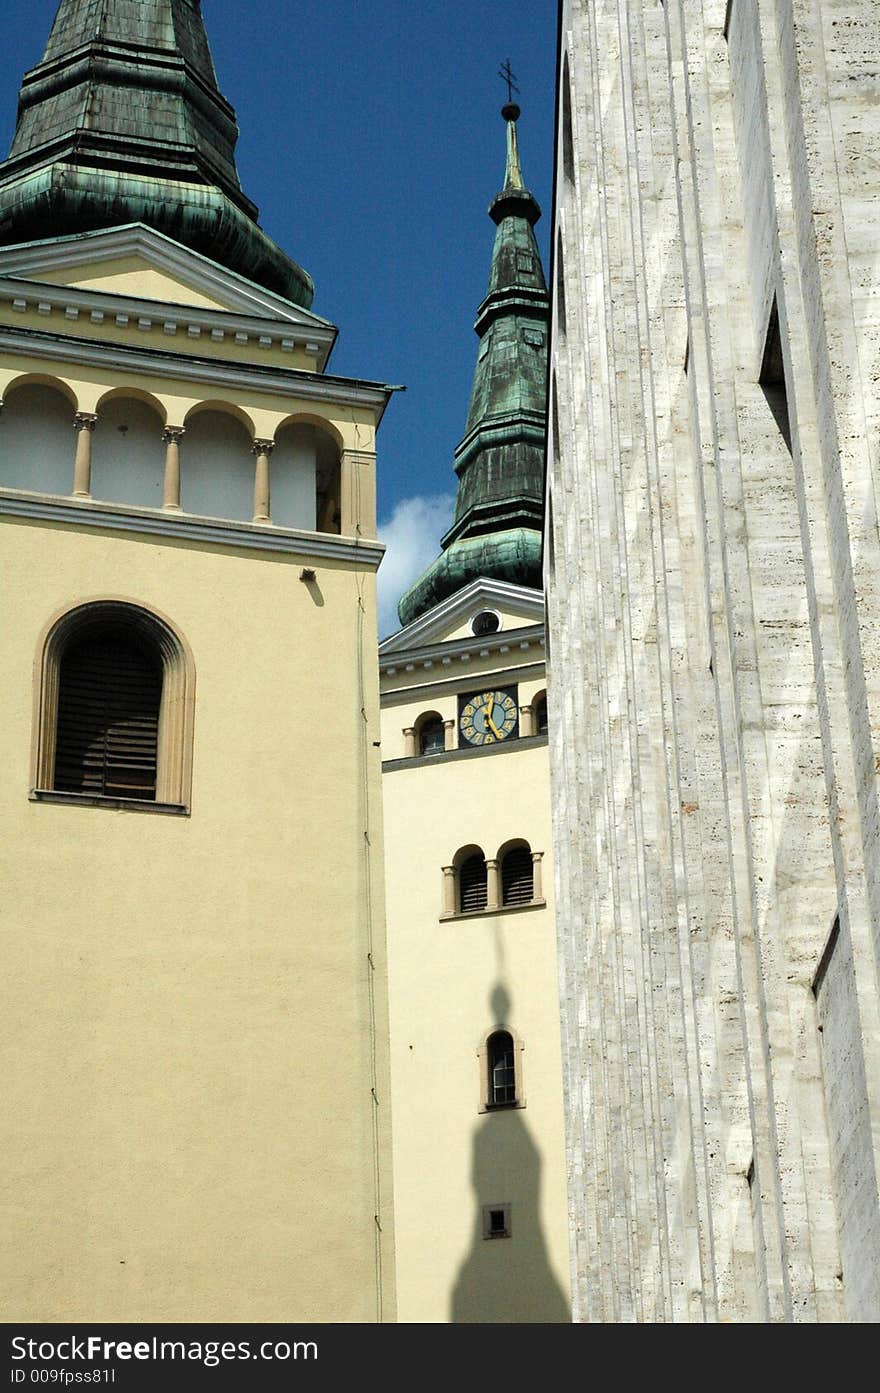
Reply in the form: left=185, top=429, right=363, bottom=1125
left=381, top=101, right=570, bottom=1322
left=0, top=1, right=396, bottom=1321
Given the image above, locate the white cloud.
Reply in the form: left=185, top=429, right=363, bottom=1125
left=377, top=492, right=455, bottom=639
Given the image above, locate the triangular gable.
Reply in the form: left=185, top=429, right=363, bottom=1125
left=34, top=255, right=234, bottom=313
left=0, top=223, right=334, bottom=330
left=380, top=577, right=544, bottom=655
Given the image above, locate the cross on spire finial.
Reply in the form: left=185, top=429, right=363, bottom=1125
left=498, top=58, right=519, bottom=105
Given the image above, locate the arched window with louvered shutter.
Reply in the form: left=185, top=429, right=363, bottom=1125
left=457, top=849, right=488, bottom=913
left=54, top=626, right=162, bottom=798
left=33, top=599, right=195, bottom=811
left=501, top=843, right=534, bottom=906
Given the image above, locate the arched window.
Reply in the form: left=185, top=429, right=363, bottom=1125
left=417, top=713, right=445, bottom=756
left=55, top=624, right=162, bottom=798
left=487, top=1031, right=517, bottom=1108
left=532, top=692, right=548, bottom=736
left=33, top=600, right=195, bottom=811
left=0, top=379, right=76, bottom=496
left=181, top=407, right=254, bottom=522
left=501, top=844, right=534, bottom=906
left=459, top=852, right=488, bottom=913
left=90, top=394, right=165, bottom=508
left=315, top=429, right=342, bottom=535
left=270, top=421, right=318, bottom=529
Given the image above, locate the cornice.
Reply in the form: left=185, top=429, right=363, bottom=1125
left=0, top=222, right=330, bottom=338
left=379, top=659, right=545, bottom=707
left=382, top=732, right=549, bottom=773
left=380, top=576, right=544, bottom=654
left=0, top=488, right=385, bottom=568
left=380, top=622, right=546, bottom=676
left=0, top=276, right=334, bottom=366
left=0, top=325, right=393, bottom=421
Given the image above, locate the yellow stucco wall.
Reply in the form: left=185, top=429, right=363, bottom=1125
left=381, top=621, right=570, bottom=1323
left=36, top=256, right=234, bottom=311
left=0, top=515, right=395, bottom=1322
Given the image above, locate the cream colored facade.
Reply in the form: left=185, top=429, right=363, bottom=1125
left=380, top=578, right=571, bottom=1321
left=0, top=228, right=396, bottom=1321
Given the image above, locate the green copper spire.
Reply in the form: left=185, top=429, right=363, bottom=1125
left=398, top=100, right=548, bottom=627
left=0, top=0, right=313, bottom=306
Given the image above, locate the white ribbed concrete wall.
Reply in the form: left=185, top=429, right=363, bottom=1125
left=547, top=0, right=880, bottom=1322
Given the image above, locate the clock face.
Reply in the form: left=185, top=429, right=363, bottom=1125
left=459, top=689, right=518, bottom=747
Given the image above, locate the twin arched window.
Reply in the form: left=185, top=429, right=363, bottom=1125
left=33, top=600, right=195, bottom=811
left=449, top=842, right=538, bottom=916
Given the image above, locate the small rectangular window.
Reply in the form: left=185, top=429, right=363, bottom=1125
left=482, top=1203, right=511, bottom=1239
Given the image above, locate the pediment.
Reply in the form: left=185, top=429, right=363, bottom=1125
left=0, top=224, right=334, bottom=330
left=380, top=577, right=544, bottom=656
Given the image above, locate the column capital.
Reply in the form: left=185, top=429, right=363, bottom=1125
left=252, top=438, right=275, bottom=457
left=73, top=412, right=98, bottom=432
left=162, top=425, right=186, bottom=444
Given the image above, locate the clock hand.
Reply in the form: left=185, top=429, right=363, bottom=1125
left=479, top=700, right=494, bottom=742
left=486, top=704, right=504, bottom=740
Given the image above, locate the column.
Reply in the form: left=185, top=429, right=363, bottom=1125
left=531, top=850, right=544, bottom=902
left=519, top=703, right=534, bottom=738
left=72, top=413, right=98, bottom=497
left=339, top=448, right=377, bottom=538
left=486, top=858, right=501, bottom=911
left=162, top=426, right=185, bottom=511
left=403, top=727, right=416, bottom=758
left=443, top=719, right=456, bottom=751
left=252, top=438, right=275, bottom=523
left=441, top=866, right=456, bottom=916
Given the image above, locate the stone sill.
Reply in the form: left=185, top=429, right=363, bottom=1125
left=440, top=899, right=546, bottom=923
left=478, top=1098, right=527, bottom=1115
left=30, top=789, right=189, bottom=816
left=383, top=733, right=548, bottom=773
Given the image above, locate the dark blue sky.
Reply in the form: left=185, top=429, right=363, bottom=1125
left=0, top=2, right=557, bottom=630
